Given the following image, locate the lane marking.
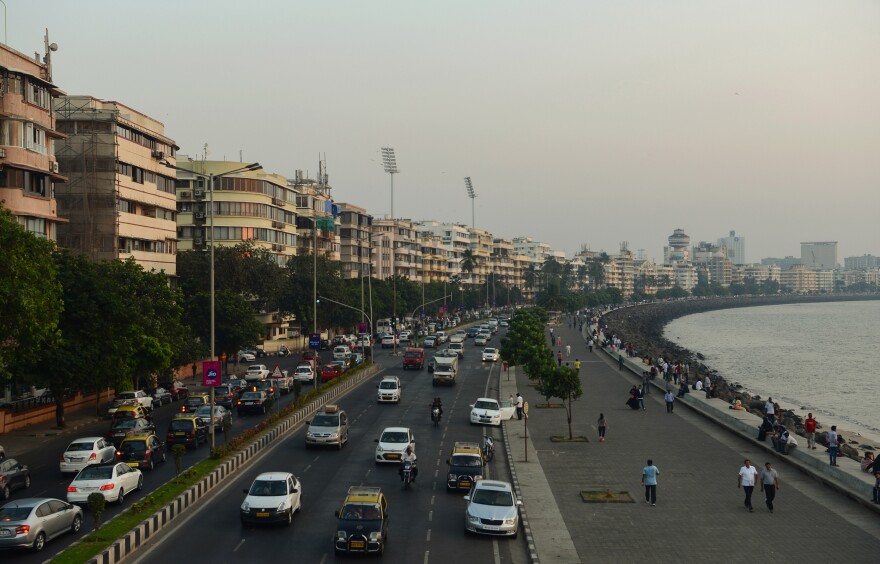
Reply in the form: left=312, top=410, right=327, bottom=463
left=428, top=510, right=433, bottom=522
left=426, top=529, right=431, bottom=541
left=430, top=495, right=435, bottom=505
left=232, top=539, right=245, bottom=553
left=302, top=464, right=312, bottom=473
left=424, top=551, right=430, bottom=564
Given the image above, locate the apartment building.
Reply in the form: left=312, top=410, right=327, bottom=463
left=337, top=202, right=372, bottom=279
left=417, top=220, right=470, bottom=280
left=290, top=168, right=340, bottom=264
left=372, top=218, right=421, bottom=281
left=0, top=39, right=65, bottom=240
left=54, top=96, right=177, bottom=275
left=800, top=241, right=838, bottom=270
left=419, top=231, right=448, bottom=283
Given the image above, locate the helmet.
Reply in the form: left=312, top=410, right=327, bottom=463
left=405, top=446, right=412, bottom=455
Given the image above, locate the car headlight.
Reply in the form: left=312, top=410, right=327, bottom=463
left=241, top=502, right=250, bottom=511
left=474, top=474, right=483, bottom=481
left=448, top=473, right=457, bottom=481
left=467, top=512, right=480, bottom=524
left=376, top=445, right=384, bottom=452
left=369, top=531, right=382, bottom=541
left=329, top=432, right=339, bottom=439
left=504, top=518, right=516, bottom=525
left=277, top=501, right=290, bottom=512
left=337, top=530, right=347, bottom=539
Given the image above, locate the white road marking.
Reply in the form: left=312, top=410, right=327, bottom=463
left=493, top=538, right=501, bottom=563
left=426, top=529, right=431, bottom=541
left=434, top=469, right=438, bottom=478
left=430, top=495, right=435, bottom=505
left=428, top=510, right=433, bottom=521
left=424, top=551, right=430, bottom=564
left=303, top=464, right=311, bottom=473
left=232, top=539, right=245, bottom=553
left=319, top=554, right=327, bottom=564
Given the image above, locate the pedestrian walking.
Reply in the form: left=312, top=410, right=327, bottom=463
left=574, top=359, right=581, bottom=373
left=556, top=351, right=562, bottom=367
left=597, top=413, right=607, bottom=442
left=760, top=462, right=780, bottom=513
left=588, top=339, right=594, bottom=353
left=737, top=459, right=758, bottom=512
left=804, top=413, right=817, bottom=449
left=642, top=459, right=659, bottom=506
left=664, top=390, right=675, bottom=413
left=618, top=354, right=625, bottom=371
left=515, top=393, right=524, bottom=420
left=765, top=397, right=776, bottom=423
left=637, top=385, right=646, bottom=410
left=556, top=336, right=562, bottom=348
left=642, top=371, right=651, bottom=395
left=827, top=426, right=839, bottom=466
left=565, top=344, right=571, bottom=358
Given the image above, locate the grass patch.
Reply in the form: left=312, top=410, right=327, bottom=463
left=580, top=490, right=634, bottom=503
left=52, top=362, right=376, bottom=563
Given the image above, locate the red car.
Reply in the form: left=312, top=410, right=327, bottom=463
left=168, top=380, right=188, bottom=401
left=320, top=364, right=343, bottom=382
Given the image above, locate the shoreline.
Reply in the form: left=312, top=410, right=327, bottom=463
left=598, top=294, right=880, bottom=458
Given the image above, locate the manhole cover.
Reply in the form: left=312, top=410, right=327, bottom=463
left=581, top=490, right=635, bottom=504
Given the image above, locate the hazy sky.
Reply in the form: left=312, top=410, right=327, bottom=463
left=11, top=1, right=879, bottom=263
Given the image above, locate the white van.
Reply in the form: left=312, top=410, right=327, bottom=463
left=333, top=345, right=352, bottom=360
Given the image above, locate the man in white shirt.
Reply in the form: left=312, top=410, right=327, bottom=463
left=515, top=393, right=524, bottom=420
left=765, top=398, right=776, bottom=423
left=737, top=459, right=759, bottom=512
left=694, top=380, right=703, bottom=392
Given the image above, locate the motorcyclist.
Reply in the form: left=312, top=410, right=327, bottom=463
left=399, top=446, right=418, bottom=481
left=431, top=397, right=443, bottom=420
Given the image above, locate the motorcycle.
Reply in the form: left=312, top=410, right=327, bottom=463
left=402, top=460, right=416, bottom=489
left=482, top=436, right=495, bottom=462
left=431, top=407, right=441, bottom=426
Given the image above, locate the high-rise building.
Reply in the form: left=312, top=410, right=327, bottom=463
left=717, top=230, right=746, bottom=265
left=843, top=255, right=880, bottom=270
left=800, top=241, right=838, bottom=269
left=336, top=202, right=372, bottom=279
left=1, top=38, right=65, bottom=240
left=54, top=96, right=178, bottom=275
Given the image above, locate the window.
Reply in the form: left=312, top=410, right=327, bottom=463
left=26, top=79, right=51, bottom=109
left=23, top=217, right=47, bottom=238
left=24, top=123, right=48, bottom=155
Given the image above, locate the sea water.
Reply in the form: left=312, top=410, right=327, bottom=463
left=664, top=300, right=880, bottom=439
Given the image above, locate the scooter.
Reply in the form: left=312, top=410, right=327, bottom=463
left=482, top=436, right=495, bottom=462
left=431, top=407, right=441, bottom=427
left=402, top=460, right=416, bottom=489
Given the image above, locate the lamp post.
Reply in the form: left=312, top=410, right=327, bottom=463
left=317, top=295, right=373, bottom=359
left=381, top=147, right=399, bottom=353
left=162, top=160, right=262, bottom=450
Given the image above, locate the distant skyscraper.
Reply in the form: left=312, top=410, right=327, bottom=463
left=717, top=230, right=746, bottom=266
left=800, top=241, right=838, bottom=269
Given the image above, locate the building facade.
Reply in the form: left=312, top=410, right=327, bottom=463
left=717, top=230, right=746, bottom=265
left=800, top=241, right=838, bottom=270
left=337, top=202, right=372, bottom=279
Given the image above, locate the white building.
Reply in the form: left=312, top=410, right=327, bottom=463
left=800, top=241, right=838, bottom=269
left=717, top=230, right=746, bottom=266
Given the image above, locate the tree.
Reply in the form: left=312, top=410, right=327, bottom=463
left=460, top=249, right=477, bottom=283
left=185, top=290, right=264, bottom=363
left=0, top=206, right=62, bottom=380
left=546, top=366, right=583, bottom=439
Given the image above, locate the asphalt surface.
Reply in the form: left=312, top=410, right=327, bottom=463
left=128, top=336, right=530, bottom=564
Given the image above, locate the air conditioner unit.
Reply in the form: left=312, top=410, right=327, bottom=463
left=272, top=221, right=283, bottom=229
left=179, top=191, right=192, bottom=199
left=50, top=161, right=59, bottom=174
left=194, top=237, right=204, bottom=245
left=195, top=211, right=206, bottom=219
left=151, top=150, right=165, bottom=160
left=194, top=189, right=205, bottom=198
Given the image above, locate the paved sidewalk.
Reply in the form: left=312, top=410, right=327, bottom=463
left=507, top=318, right=880, bottom=563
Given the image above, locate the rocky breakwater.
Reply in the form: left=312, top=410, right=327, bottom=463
left=600, top=295, right=880, bottom=460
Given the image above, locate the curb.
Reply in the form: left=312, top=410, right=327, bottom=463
left=83, top=364, right=382, bottom=564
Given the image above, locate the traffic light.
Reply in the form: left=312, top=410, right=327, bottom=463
left=391, top=317, right=397, bottom=330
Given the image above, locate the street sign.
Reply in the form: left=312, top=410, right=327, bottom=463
left=272, top=364, right=284, bottom=378
left=203, top=361, right=222, bottom=387
left=523, top=401, right=529, bottom=415
left=309, top=333, right=321, bottom=350
left=420, top=311, right=426, bottom=319
left=358, top=322, right=368, bottom=334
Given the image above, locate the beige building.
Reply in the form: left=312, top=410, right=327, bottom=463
left=289, top=168, right=339, bottom=264
left=372, top=218, right=421, bottom=281
left=1, top=39, right=66, bottom=240
left=416, top=220, right=470, bottom=280
left=780, top=264, right=817, bottom=293
left=337, top=202, right=372, bottom=279
left=54, top=96, right=178, bottom=275
left=420, top=231, right=448, bottom=283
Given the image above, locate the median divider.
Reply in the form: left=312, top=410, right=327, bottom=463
left=79, top=363, right=382, bottom=564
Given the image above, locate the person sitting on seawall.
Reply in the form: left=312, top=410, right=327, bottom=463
left=677, top=381, right=689, bottom=398
left=728, top=399, right=744, bottom=411
left=860, top=451, right=875, bottom=473
left=757, top=416, right=775, bottom=442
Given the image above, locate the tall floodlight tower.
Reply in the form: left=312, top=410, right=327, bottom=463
left=381, top=148, right=399, bottom=352
left=465, top=177, right=476, bottom=230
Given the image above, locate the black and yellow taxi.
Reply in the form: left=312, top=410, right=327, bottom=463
left=445, top=441, right=485, bottom=491
left=333, top=486, right=388, bottom=555
left=166, top=414, right=208, bottom=449
left=116, top=434, right=167, bottom=470
left=111, top=405, right=150, bottom=422
left=181, top=393, right=210, bottom=413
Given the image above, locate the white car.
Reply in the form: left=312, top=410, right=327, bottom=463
left=333, top=345, right=352, bottom=360
left=424, top=336, right=437, bottom=348
left=374, top=427, right=415, bottom=464
left=380, top=335, right=397, bottom=348
left=59, top=437, right=116, bottom=475
left=448, top=343, right=464, bottom=358
left=469, top=398, right=516, bottom=426
left=66, top=463, right=143, bottom=505
left=238, top=350, right=256, bottom=362
left=482, top=348, right=500, bottom=363
left=240, top=472, right=302, bottom=526
left=474, top=334, right=489, bottom=347
left=293, top=365, right=315, bottom=384
left=464, top=480, right=521, bottom=538
left=376, top=376, right=402, bottom=403
left=113, top=390, right=153, bottom=411
left=246, top=364, right=270, bottom=381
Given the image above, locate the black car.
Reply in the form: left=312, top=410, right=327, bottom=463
left=214, top=385, right=238, bottom=409
left=466, top=327, right=480, bottom=338
left=166, top=416, right=209, bottom=449
left=0, top=458, right=30, bottom=500
left=106, top=418, right=155, bottom=447
left=117, top=435, right=167, bottom=471
left=148, top=387, right=172, bottom=406
left=237, top=391, right=273, bottom=415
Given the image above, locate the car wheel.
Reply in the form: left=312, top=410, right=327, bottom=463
left=137, top=474, right=143, bottom=491
left=285, top=509, right=293, bottom=526
left=148, top=458, right=154, bottom=471
left=32, top=532, right=46, bottom=552
left=24, top=474, right=31, bottom=489
left=71, top=514, right=82, bottom=534
left=161, top=451, right=166, bottom=463
left=1, top=485, right=9, bottom=500
left=117, top=488, right=125, bottom=504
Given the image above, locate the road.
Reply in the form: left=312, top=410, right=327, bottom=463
left=129, top=334, right=529, bottom=564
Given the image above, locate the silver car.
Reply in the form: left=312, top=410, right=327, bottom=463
left=463, top=480, right=521, bottom=538
left=0, top=498, right=83, bottom=552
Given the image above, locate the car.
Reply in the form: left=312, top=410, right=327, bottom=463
left=181, top=393, right=210, bottom=413
left=240, top=472, right=302, bottom=526
left=334, top=486, right=388, bottom=555
left=349, top=352, right=365, bottom=367
left=246, top=364, right=270, bottom=382
left=446, top=442, right=485, bottom=491
left=270, top=370, right=293, bottom=395
left=66, top=462, right=143, bottom=505
left=499, top=320, right=509, bottom=327
left=333, top=357, right=352, bottom=371
left=214, top=384, right=238, bottom=409
left=166, top=415, right=208, bottom=449
left=469, top=397, right=516, bottom=426
left=106, top=417, right=156, bottom=447
left=148, top=387, right=172, bottom=406
left=113, top=390, right=153, bottom=411
left=402, top=347, right=425, bottom=370
left=238, top=350, right=256, bottom=362
left=423, top=336, right=437, bottom=348
left=0, top=498, right=82, bottom=552
left=301, top=350, right=320, bottom=365
left=380, top=335, right=396, bottom=349
left=110, top=404, right=150, bottom=422
left=305, top=404, right=349, bottom=449
left=0, top=459, right=30, bottom=500
left=320, top=364, right=343, bottom=382
left=333, top=345, right=352, bottom=359
left=59, top=437, right=116, bottom=475
left=474, top=334, right=489, bottom=346
left=248, top=379, right=279, bottom=400
left=376, top=376, right=402, bottom=403
left=253, top=347, right=269, bottom=358
left=482, top=348, right=500, bottom=362
left=195, top=405, right=232, bottom=431
left=463, top=480, right=521, bottom=538
left=466, top=327, right=480, bottom=338
left=237, top=391, right=273, bottom=415
left=448, top=342, right=464, bottom=358
left=374, top=427, right=415, bottom=464
left=116, top=434, right=166, bottom=471
left=397, top=332, right=411, bottom=345
left=293, top=364, right=316, bottom=385
left=168, top=380, right=189, bottom=401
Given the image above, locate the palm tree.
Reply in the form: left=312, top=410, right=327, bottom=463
left=460, top=249, right=476, bottom=284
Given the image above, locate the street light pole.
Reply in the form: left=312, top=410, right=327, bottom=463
left=381, top=147, right=399, bottom=354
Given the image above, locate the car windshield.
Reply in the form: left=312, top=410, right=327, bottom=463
left=247, top=365, right=263, bottom=371
left=404, top=352, right=420, bottom=358
left=195, top=406, right=213, bottom=416
left=117, top=392, right=136, bottom=399
left=380, top=431, right=409, bottom=443
left=452, top=455, right=482, bottom=467
left=113, top=411, right=137, bottom=419
left=311, top=414, right=339, bottom=426
left=186, top=397, right=206, bottom=406
left=0, top=507, right=32, bottom=521
left=77, top=466, right=113, bottom=480
left=472, top=489, right=514, bottom=506
left=67, top=441, right=96, bottom=452
left=379, top=381, right=398, bottom=390
left=241, top=392, right=262, bottom=400
left=474, top=400, right=498, bottom=410
left=113, top=419, right=139, bottom=430
left=295, top=367, right=311, bottom=373
left=340, top=503, right=381, bottom=521
left=484, top=349, right=496, bottom=354
left=170, top=420, right=194, bottom=431
left=121, top=440, right=147, bottom=454
left=248, top=480, right=287, bottom=496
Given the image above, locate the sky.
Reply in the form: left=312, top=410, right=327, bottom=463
left=9, top=0, right=880, bottom=263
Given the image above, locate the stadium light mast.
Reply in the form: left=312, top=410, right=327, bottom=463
left=381, top=148, right=399, bottom=353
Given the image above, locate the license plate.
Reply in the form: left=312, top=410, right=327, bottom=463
left=175, top=432, right=185, bottom=436
left=0, top=529, right=11, bottom=537
left=127, top=462, right=139, bottom=468
left=245, top=401, right=254, bottom=405
left=69, top=457, right=82, bottom=462
left=386, top=453, right=399, bottom=460
left=255, top=512, right=270, bottom=517
left=350, top=541, right=365, bottom=549
left=459, top=481, right=470, bottom=487
left=482, top=525, right=499, bottom=531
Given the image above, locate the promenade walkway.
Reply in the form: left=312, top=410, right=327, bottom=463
left=503, top=319, right=880, bottom=563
